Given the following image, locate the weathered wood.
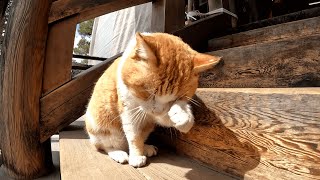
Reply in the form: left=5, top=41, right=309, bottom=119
left=232, top=6, right=320, bottom=35
left=209, top=16, right=320, bottom=50
left=0, top=0, right=53, bottom=179
left=42, top=15, right=78, bottom=96
left=40, top=53, right=121, bottom=142
left=201, top=34, right=320, bottom=88
left=49, top=0, right=151, bottom=23
left=59, top=118, right=235, bottom=180
left=154, top=88, right=320, bottom=179
left=151, top=0, right=185, bottom=33
left=173, top=12, right=233, bottom=51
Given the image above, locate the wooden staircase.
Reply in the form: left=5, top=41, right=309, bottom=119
left=58, top=17, right=320, bottom=179
left=0, top=1, right=319, bottom=179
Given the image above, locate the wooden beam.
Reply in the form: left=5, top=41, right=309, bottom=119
left=49, top=0, right=152, bottom=23
left=154, top=88, right=320, bottom=179
left=42, top=15, right=78, bottom=96
left=201, top=34, right=320, bottom=88
left=40, top=53, right=121, bottom=143
left=234, top=6, right=320, bottom=34
left=151, top=0, right=185, bottom=33
left=173, top=12, right=233, bottom=51
left=209, top=16, right=320, bottom=50
left=0, top=0, right=53, bottom=179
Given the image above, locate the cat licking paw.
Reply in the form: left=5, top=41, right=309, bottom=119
left=168, top=101, right=194, bottom=133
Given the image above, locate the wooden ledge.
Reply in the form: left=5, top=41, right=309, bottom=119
left=49, top=0, right=152, bottom=23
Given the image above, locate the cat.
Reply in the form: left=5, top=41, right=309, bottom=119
left=85, top=32, right=221, bottom=167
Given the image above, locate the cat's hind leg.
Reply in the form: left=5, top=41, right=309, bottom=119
left=88, top=132, right=129, bottom=164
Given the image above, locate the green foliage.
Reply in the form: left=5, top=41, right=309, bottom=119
left=73, top=38, right=90, bottom=55
left=73, top=19, right=94, bottom=58
left=78, top=19, right=94, bottom=37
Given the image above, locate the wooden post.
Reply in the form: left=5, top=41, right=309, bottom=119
left=42, top=15, right=78, bottom=95
left=0, top=0, right=53, bottom=179
left=151, top=0, right=185, bottom=33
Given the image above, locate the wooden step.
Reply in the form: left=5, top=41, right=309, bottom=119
left=208, top=16, right=320, bottom=51
left=201, top=34, right=320, bottom=88
left=59, top=118, right=236, bottom=180
left=153, top=88, right=320, bottom=180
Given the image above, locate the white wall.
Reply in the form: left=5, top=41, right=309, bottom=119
left=89, top=3, right=152, bottom=65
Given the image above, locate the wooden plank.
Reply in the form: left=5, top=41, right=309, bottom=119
left=60, top=119, right=145, bottom=180
left=49, top=0, right=151, bottom=23
left=60, top=118, right=235, bottom=179
left=173, top=12, right=233, bottom=51
left=154, top=88, right=320, bottom=180
left=209, top=16, right=320, bottom=50
left=40, top=53, right=121, bottom=143
left=137, top=150, right=236, bottom=180
left=42, top=15, right=78, bottom=96
left=151, top=0, right=185, bottom=33
left=201, top=34, right=320, bottom=88
left=232, top=6, right=320, bottom=35
left=0, top=0, right=53, bottom=179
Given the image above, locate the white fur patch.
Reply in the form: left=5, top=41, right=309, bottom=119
left=168, top=100, right=194, bottom=133
left=129, top=155, right=147, bottom=167
left=108, top=150, right=129, bottom=164
left=86, top=110, right=98, bottom=131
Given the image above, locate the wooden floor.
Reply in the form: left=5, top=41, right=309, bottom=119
left=59, top=119, right=236, bottom=180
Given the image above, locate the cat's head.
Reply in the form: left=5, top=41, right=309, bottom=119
left=121, top=32, right=221, bottom=117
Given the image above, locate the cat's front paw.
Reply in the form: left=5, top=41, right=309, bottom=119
left=108, top=150, right=129, bottom=164
left=168, top=102, right=194, bottom=133
left=129, top=155, right=147, bottom=167
left=144, top=144, right=158, bottom=157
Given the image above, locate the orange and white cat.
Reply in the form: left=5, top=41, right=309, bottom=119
left=85, top=32, right=221, bottom=167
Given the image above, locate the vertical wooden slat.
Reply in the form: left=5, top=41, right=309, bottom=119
left=151, top=0, right=185, bottom=33
left=42, top=15, right=78, bottom=95
left=0, top=0, right=53, bottom=179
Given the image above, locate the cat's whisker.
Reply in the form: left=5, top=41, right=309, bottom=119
left=173, top=128, right=178, bottom=137
left=185, top=96, right=201, bottom=107
left=109, top=106, right=141, bottom=124
left=131, top=109, right=143, bottom=125
left=169, top=127, right=173, bottom=140
left=176, top=91, right=189, bottom=102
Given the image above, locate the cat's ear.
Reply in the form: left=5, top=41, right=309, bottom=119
left=193, top=53, right=221, bottom=73
left=135, top=33, right=157, bottom=66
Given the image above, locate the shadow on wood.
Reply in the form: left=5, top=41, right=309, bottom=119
left=151, top=95, right=261, bottom=179
left=153, top=88, right=320, bottom=179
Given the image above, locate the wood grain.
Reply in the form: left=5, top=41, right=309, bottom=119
left=49, top=0, right=151, bottom=23
left=40, top=54, right=121, bottom=142
left=200, top=34, right=320, bottom=88
left=42, top=15, right=78, bottom=96
left=151, top=0, right=185, bottom=33
left=154, top=88, right=320, bottom=180
left=0, top=0, right=53, bottom=178
left=59, top=118, right=235, bottom=180
left=208, top=16, right=320, bottom=51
